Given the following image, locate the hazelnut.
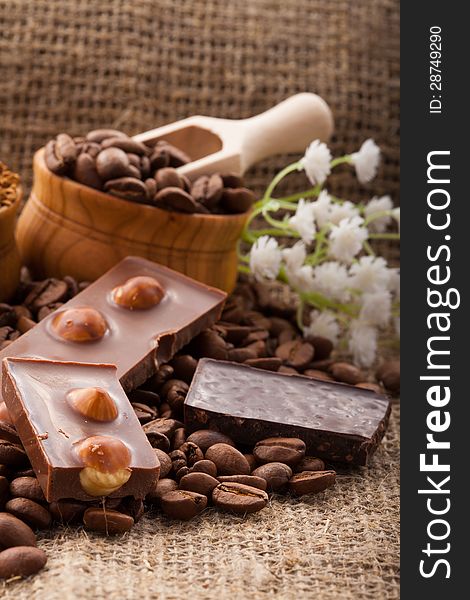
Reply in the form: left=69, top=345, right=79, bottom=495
left=68, top=388, right=118, bottom=422
left=51, top=307, right=108, bottom=342
left=111, top=276, right=164, bottom=310
left=77, top=435, right=131, bottom=497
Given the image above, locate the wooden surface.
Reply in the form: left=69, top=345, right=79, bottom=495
left=0, top=186, right=22, bottom=302
left=16, top=151, right=249, bottom=292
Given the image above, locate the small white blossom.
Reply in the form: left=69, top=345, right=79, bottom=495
left=311, top=190, right=333, bottom=228
left=312, top=261, right=351, bottom=302
left=364, top=195, right=393, bottom=232
left=348, top=320, right=378, bottom=367
left=289, top=199, right=316, bottom=243
left=329, top=200, right=360, bottom=226
left=299, top=140, right=332, bottom=186
left=282, top=241, right=307, bottom=272
left=349, top=255, right=390, bottom=293
left=392, top=207, right=400, bottom=232
left=359, top=290, right=392, bottom=327
left=387, top=268, right=400, bottom=300
left=351, top=139, right=380, bottom=184
left=288, top=264, right=315, bottom=293
left=303, top=310, right=340, bottom=344
left=329, top=216, right=368, bottom=264
left=249, top=236, right=281, bottom=281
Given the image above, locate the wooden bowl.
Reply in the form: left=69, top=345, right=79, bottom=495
left=16, top=150, right=250, bottom=292
left=0, top=185, right=22, bottom=302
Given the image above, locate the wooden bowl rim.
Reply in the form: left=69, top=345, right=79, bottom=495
left=35, top=148, right=253, bottom=224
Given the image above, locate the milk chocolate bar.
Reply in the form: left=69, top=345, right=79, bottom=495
left=2, top=357, right=160, bottom=502
left=184, top=359, right=391, bottom=466
left=0, top=256, right=226, bottom=392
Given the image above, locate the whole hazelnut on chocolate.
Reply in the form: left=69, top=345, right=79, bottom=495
left=77, top=435, right=131, bottom=497
left=68, top=387, right=118, bottom=422
left=51, top=307, right=108, bottom=342
left=111, top=276, right=164, bottom=310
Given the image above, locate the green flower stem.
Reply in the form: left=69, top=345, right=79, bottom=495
left=238, top=264, right=251, bottom=274
left=300, top=290, right=357, bottom=317
left=363, top=210, right=393, bottom=228
left=277, top=185, right=321, bottom=204
left=363, top=240, right=375, bottom=256
left=296, top=300, right=305, bottom=330
left=368, top=233, right=401, bottom=240
left=262, top=161, right=301, bottom=200
left=330, top=156, right=352, bottom=169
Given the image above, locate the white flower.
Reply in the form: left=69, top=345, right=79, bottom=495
left=351, top=139, right=380, bottom=184
left=249, top=236, right=281, bottom=281
left=364, top=195, right=393, bottom=232
left=288, top=199, right=316, bottom=243
left=329, top=200, right=360, bottom=226
left=329, top=216, right=368, bottom=263
left=303, top=310, right=340, bottom=344
left=282, top=241, right=307, bottom=272
left=387, top=268, right=400, bottom=300
left=312, top=261, right=351, bottom=302
left=348, top=320, right=378, bottom=367
left=349, top=255, right=390, bottom=293
left=359, top=290, right=392, bottom=327
left=288, top=264, right=315, bottom=293
left=392, top=207, right=400, bottom=232
left=299, top=140, right=332, bottom=186
left=311, top=190, right=333, bottom=228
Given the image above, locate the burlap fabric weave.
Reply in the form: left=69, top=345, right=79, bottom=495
left=0, top=1, right=399, bottom=598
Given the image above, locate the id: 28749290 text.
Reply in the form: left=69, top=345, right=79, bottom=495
left=429, top=26, right=443, bottom=114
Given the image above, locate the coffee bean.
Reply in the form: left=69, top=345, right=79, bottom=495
left=227, top=347, right=258, bottom=363
left=191, top=174, right=224, bottom=209
left=0, top=546, right=47, bottom=579
left=145, top=177, right=157, bottom=198
left=149, top=145, right=171, bottom=171
left=154, top=448, right=172, bottom=478
left=154, top=187, right=199, bottom=213
left=172, top=427, right=186, bottom=450
left=309, top=336, right=333, bottom=360
left=101, top=136, right=149, bottom=155
left=0, top=476, right=8, bottom=507
left=275, top=340, right=315, bottom=369
left=37, top=303, right=63, bottom=321
left=0, top=441, right=28, bottom=467
left=104, top=177, right=149, bottom=203
left=212, top=482, right=268, bottom=514
left=5, top=498, right=51, bottom=530
left=128, top=389, right=160, bottom=406
left=144, top=418, right=182, bottom=439
left=169, top=450, right=187, bottom=473
left=244, top=357, right=282, bottom=371
left=161, top=380, right=189, bottom=413
left=186, top=430, right=235, bottom=453
left=86, top=129, right=127, bottom=143
left=0, top=512, right=37, bottom=549
left=10, top=478, right=46, bottom=504
left=48, top=500, right=86, bottom=524
left=118, top=497, right=144, bottom=522
left=79, top=141, right=101, bottom=158
left=150, top=364, right=174, bottom=388
left=131, top=402, right=158, bottom=424
left=143, top=429, right=170, bottom=451
left=154, top=141, right=191, bottom=167
left=0, top=304, right=16, bottom=327
left=189, top=459, right=217, bottom=478
left=268, top=317, right=295, bottom=338
left=169, top=355, right=198, bottom=383
left=14, top=468, right=35, bottom=479
left=221, top=173, right=244, bottom=189
left=0, top=421, right=19, bottom=445
left=83, top=508, right=134, bottom=534
left=45, top=138, right=73, bottom=175
left=288, top=470, right=336, bottom=496
left=376, top=360, right=400, bottom=394
left=146, top=478, right=178, bottom=503
left=251, top=463, right=292, bottom=491
left=191, top=330, right=228, bottom=360
left=330, top=362, right=364, bottom=385
left=243, top=454, right=257, bottom=472
left=178, top=442, right=204, bottom=466
left=179, top=472, right=219, bottom=497
left=96, top=147, right=132, bottom=180
left=205, top=444, right=251, bottom=476
left=73, top=152, right=103, bottom=190
left=25, top=278, right=68, bottom=310
left=253, top=438, right=306, bottom=467
left=161, top=490, right=207, bottom=520
left=355, top=382, right=384, bottom=394
left=175, top=466, right=190, bottom=482
left=294, top=457, right=325, bottom=473
left=220, top=187, right=256, bottom=213
left=217, top=475, right=267, bottom=491
left=155, top=167, right=184, bottom=190
left=303, top=369, right=334, bottom=381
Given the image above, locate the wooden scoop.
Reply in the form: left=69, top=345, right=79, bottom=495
left=133, top=93, right=333, bottom=180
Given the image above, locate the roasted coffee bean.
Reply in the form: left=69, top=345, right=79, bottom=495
left=161, top=490, right=207, bottom=520
left=0, top=441, right=28, bottom=467
left=25, top=278, right=68, bottom=310
left=376, top=360, right=400, bottom=394
left=17, top=315, right=36, bottom=334
left=288, top=470, right=336, bottom=496
left=253, top=438, right=306, bottom=467
left=10, top=478, right=45, bottom=504
left=295, top=457, right=325, bottom=473
left=161, top=380, right=189, bottom=413
left=5, top=498, right=51, bottom=530
left=309, top=359, right=334, bottom=372
left=45, top=137, right=76, bottom=175
left=220, top=187, right=256, bottom=213
left=178, top=442, right=204, bottom=466
left=221, top=324, right=252, bottom=344
left=131, top=402, right=158, bottom=424
left=154, top=141, right=191, bottom=168
left=169, top=449, right=187, bottom=473
left=275, top=340, right=314, bottom=369
left=139, top=155, right=151, bottom=178
left=309, top=336, right=333, bottom=361
left=96, top=147, right=133, bottom=180
left=268, top=317, right=295, bottom=337
left=330, top=362, right=364, bottom=385
left=128, top=388, right=160, bottom=406
left=153, top=448, right=171, bottom=479
left=73, top=152, right=102, bottom=189
left=104, top=176, right=149, bottom=203
left=83, top=508, right=134, bottom=534
left=189, top=459, right=217, bottom=478
left=155, top=167, right=184, bottom=190
left=146, top=478, right=178, bottom=503
left=221, top=173, right=244, bottom=189
left=191, top=174, right=224, bottom=209
left=175, top=466, right=190, bottom=482
left=0, top=421, right=19, bottom=444
left=179, top=472, right=219, bottom=497
left=145, top=177, right=157, bottom=198
left=217, top=475, right=267, bottom=491
left=143, top=430, right=170, bottom=451
left=48, top=500, right=86, bottom=524
left=191, top=329, right=228, bottom=360
left=14, top=468, right=35, bottom=479
left=303, top=369, right=334, bottom=381
left=0, top=476, right=8, bottom=507
left=243, top=454, right=257, bottom=472
left=149, top=364, right=174, bottom=390
left=101, top=136, right=149, bottom=155
left=0, top=546, right=47, bottom=578
left=172, top=427, right=186, bottom=450
left=78, top=141, right=101, bottom=158
left=355, top=382, right=384, bottom=394
left=169, top=355, right=198, bottom=383
left=159, top=403, right=172, bottom=419
left=154, top=187, right=199, bottom=213
left=0, top=466, right=11, bottom=478
left=242, top=329, right=269, bottom=345
left=37, top=302, right=63, bottom=321
left=278, top=329, right=297, bottom=344
left=244, top=357, right=282, bottom=371
left=86, top=129, right=127, bottom=143
left=0, top=512, right=37, bottom=549
left=186, top=430, right=235, bottom=453
left=149, top=145, right=171, bottom=171
left=205, top=444, right=251, bottom=476
left=227, top=347, right=258, bottom=363
left=251, top=463, right=293, bottom=491
left=212, top=482, right=268, bottom=514
left=244, top=310, right=271, bottom=330
left=0, top=304, right=16, bottom=327
left=118, top=497, right=144, bottom=522
left=144, top=418, right=182, bottom=439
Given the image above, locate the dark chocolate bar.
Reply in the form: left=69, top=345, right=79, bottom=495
left=2, top=357, right=160, bottom=501
left=0, top=256, right=226, bottom=392
left=184, top=359, right=391, bottom=466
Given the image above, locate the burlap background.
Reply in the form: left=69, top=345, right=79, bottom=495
left=0, top=1, right=399, bottom=598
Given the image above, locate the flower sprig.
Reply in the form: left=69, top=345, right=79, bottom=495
left=238, top=139, right=400, bottom=368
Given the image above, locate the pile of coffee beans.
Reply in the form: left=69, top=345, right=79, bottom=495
left=44, top=130, right=256, bottom=215
left=0, top=271, right=399, bottom=579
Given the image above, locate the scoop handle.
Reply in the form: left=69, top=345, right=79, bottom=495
left=239, top=93, right=334, bottom=172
